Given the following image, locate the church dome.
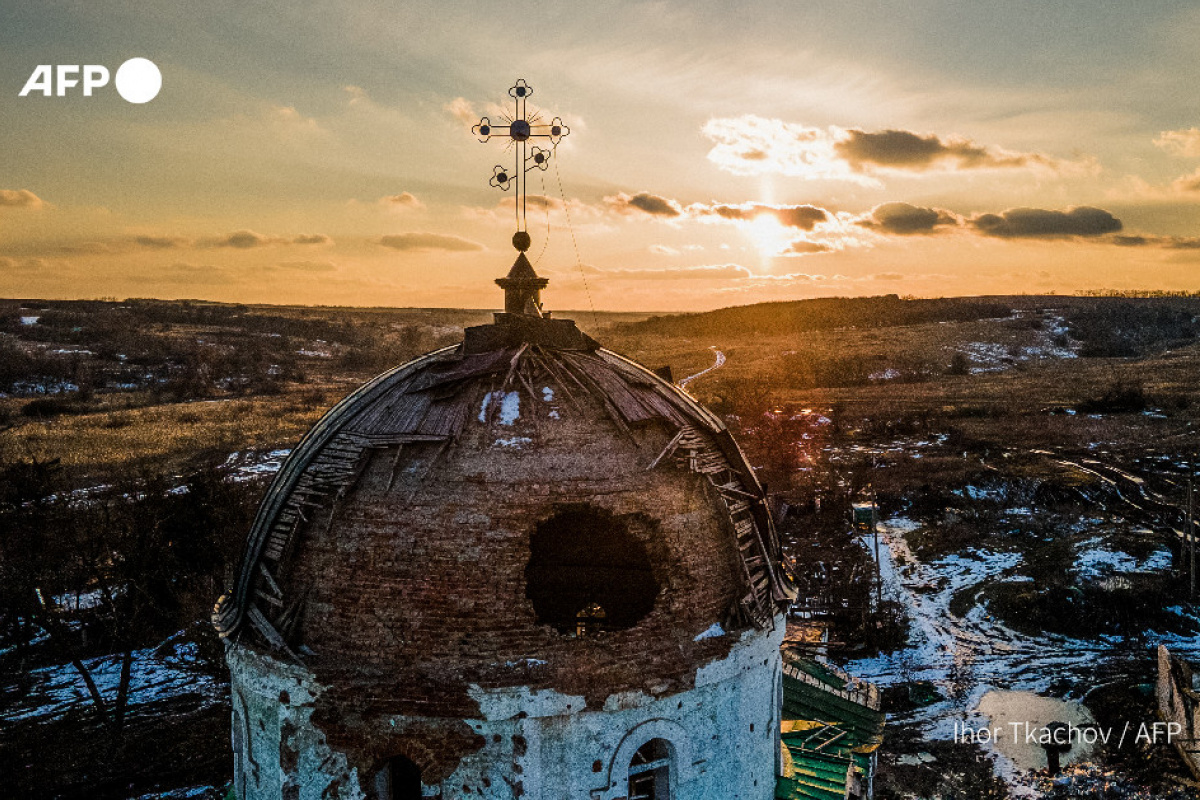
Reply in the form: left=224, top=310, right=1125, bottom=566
left=215, top=310, right=791, bottom=797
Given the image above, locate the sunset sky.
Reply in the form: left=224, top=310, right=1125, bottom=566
left=3, top=1, right=1200, bottom=311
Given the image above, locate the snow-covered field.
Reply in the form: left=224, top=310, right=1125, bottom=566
left=0, top=630, right=223, bottom=724
left=844, top=515, right=1200, bottom=786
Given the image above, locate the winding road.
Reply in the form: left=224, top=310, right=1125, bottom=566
left=678, top=347, right=726, bottom=388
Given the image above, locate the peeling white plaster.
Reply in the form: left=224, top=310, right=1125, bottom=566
left=467, top=683, right=587, bottom=721
left=226, top=644, right=364, bottom=800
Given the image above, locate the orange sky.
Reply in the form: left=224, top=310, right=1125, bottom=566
left=3, top=2, right=1200, bottom=311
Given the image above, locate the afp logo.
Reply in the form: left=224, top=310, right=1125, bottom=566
left=19, top=58, right=162, bottom=104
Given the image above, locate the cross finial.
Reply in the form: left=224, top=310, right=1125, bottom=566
left=473, top=79, right=570, bottom=254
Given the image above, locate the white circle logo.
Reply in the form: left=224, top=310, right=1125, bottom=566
left=114, top=58, right=161, bottom=104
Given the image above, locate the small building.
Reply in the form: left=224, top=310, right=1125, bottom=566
left=1157, top=644, right=1200, bottom=779
left=777, top=655, right=884, bottom=800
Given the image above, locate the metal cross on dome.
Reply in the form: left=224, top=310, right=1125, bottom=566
left=472, top=79, right=570, bottom=253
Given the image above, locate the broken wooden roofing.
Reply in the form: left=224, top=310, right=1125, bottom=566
left=213, top=314, right=793, bottom=649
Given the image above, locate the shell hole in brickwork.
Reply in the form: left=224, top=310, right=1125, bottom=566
left=525, top=505, right=659, bottom=635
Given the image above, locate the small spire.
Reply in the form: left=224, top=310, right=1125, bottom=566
left=496, top=251, right=549, bottom=316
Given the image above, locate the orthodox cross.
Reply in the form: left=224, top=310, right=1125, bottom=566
left=473, top=79, right=570, bottom=254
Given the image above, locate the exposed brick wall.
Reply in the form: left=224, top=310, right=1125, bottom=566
left=273, top=383, right=750, bottom=782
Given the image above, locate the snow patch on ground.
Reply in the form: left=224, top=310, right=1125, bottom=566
left=224, top=448, right=292, bottom=480
left=1075, top=538, right=1172, bottom=579
left=0, top=631, right=221, bottom=724
left=6, top=379, right=80, bottom=395
left=130, top=785, right=217, bottom=799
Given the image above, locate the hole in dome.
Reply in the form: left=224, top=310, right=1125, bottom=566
left=525, top=505, right=659, bottom=635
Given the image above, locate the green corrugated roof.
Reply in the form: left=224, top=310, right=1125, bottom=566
left=782, top=675, right=885, bottom=748
left=776, top=659, right=886, bottom=800
left=786, top=657, right=849, bottom=690
left=776, top=774, right=845, bottom=800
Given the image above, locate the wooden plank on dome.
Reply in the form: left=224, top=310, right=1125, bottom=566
left=417, top=395, right=472, bottom=437
left=563, top=354, right=656, bottom=423
left=630, top=386, right=687, bottom=424
left=409, top=347, right=514, bottom=392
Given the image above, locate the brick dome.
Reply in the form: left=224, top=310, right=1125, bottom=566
left=214, top=311, right=791, bottom=794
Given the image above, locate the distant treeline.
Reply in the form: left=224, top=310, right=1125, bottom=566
left=614, top=295, right=1013, bottom=338
left=1066, top=300, right=1199, bottom=357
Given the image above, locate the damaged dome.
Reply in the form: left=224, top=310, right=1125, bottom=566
left=215, top=311, right=789, bottom=698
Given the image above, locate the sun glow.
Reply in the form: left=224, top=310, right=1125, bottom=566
left=743, top=215, right=795, bottom=257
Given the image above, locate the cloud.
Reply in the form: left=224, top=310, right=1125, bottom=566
left=381, top=192, right=422, bottom=209
left=970, top=206, right=1122, bottom=239
left=0, top=256, right=47, bottom=270
left=873, top=272, right=905, bottom=281
left=582, top=263, right=753, bottom=280
left=781, top=240, right=833, bottom=255
left=604, top=192, right=682, bottom=217
left=1155, top=128, right=1200, bottom=158
left=1171, top=167, right=1200, bottom=193
left=198, top=230, right=330, bottom=248
left=293, top=233, right=332, bottom=245
left=835, top=129, right=1056, bottom=172
left=378, top=232, right=484, bottom=252
left=135, top=235, right=189, bottom=249
left=702, top=116, right=1076, bottom=182
left=58, top=240, right=125, bottom=255
left=446, top=97, right=477, bottom=126
left=501, top=194, right=564, bottom=211
left=691, top=202, right=828, bottom=230
left=276, top=260, right=337, bottom=272
left=213, top=230, right=281, bottom=248
left=703, top=116, right=866, bottom=183
left=1111, top=234, right=1200, bottom=249
left=0, top=189, right=45, bottom=209
left=857, top=202, right=961, bottom=235
left=746, top=272, right=825, bottom=281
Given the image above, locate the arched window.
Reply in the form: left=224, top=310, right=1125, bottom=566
left=525, top=505, right=659, bottom=635
left=375, top=754, right=422, bottom=800
left=628, top=738, right=672, bottom=800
